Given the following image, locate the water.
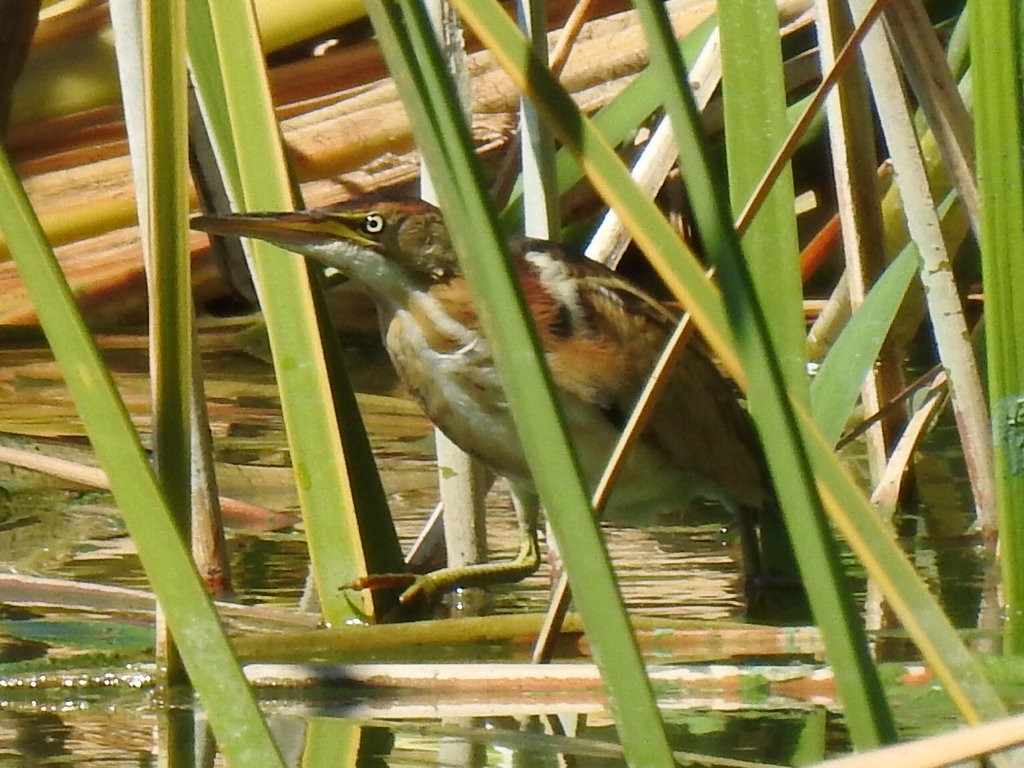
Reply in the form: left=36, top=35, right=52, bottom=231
left=0, top=329, right=1000, bottom=765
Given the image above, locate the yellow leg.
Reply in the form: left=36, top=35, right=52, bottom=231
left=398, top=485, right=540, bottom=605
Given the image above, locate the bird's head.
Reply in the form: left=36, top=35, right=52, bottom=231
left=193, top=198, right=461, bottom=305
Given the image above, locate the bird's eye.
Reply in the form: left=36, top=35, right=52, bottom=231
left=362, top=212, right=385, bottom=235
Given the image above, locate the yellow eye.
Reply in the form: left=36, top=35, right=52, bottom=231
left=363, top=212, right=385, bottom=235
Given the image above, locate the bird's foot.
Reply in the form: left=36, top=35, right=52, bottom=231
left=345, top=503, right=542, bottom=609
left=396, top=570, right=460, bottom=605
left=345, top=572, right=419, bottom=594
left=345, top=549, right=542, bottom=607
left=343, top=569, right=494, bottom=606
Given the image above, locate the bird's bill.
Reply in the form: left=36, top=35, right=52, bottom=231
left=191, top=211, right=377, bottom=248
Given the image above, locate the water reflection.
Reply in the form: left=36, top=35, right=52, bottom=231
left=0, top=712, right=73, bottom=764
left=0, top=699, right=841, bottom=767
left=0, top=338, right=1002, bottom=765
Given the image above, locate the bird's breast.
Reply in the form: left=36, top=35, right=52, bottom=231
left=383, top=296, right=531, bottom=483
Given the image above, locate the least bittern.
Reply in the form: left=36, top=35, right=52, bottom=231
left=194, top=198, right=782, bottom=604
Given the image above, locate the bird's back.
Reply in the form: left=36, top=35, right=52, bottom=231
left=512, top=239, right=771, bottom=515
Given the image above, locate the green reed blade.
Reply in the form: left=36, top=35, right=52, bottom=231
left=187, top=0, right=404, bottom=623
left=0, top=144, right=284, bottom=768
left=366, top=1, right=677, bottom=763
left=971, top=0, right=1024, bottom=653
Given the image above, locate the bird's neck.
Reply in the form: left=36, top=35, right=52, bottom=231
left=392, top=278, right=482, bottom=355
left=299, top=240, right=420, bottom=311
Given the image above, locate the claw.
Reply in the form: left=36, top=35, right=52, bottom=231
left=343, top=572, right=447, bottom=606
left=343, top=573, right=418, bottom=592
left=399, top=576, right=441, bottom=605
left=344, top=489, right=543, bottom=609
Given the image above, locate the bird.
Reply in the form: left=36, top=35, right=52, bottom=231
left=193, top=197, right=790, bottom=605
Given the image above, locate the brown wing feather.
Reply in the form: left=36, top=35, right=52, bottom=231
left=649, top=342, right=769, bottom=508
left=513, top=241, right=770, bottom=509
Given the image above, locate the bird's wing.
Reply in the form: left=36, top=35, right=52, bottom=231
left=510, top=239, right=673, bottom=407
left=513, top=241, right=769, bottom=508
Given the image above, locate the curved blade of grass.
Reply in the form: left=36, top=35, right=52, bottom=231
left=187, top=0, right=404, bottom=623
left=451, top=0, right=1006, bottom=733
left=815, top=0, right=900, bottom=480
left=720, top=0, right=805, bottom=395
left=718, top=0, right=807, bottom=591
left=498, top=10, right=717, bottom=232
left=971, top=0, right=1024, bottom=651
left=811, top=247, right=918, bottom=446
left=802, top=401, right=1007, bottom=727
left=648, top=0, right=1005, bottom=728
left=871, top=375, right=948, bottom=511
left=732, top=0, right=888, bottom=236
left=811, top=190, right=969, bottom=446
left=849, top=0, right=995, bottom=533
left=635, top=0, right=892, bottom=746
left=0, top=149, right=284, bottom=767
left=366, top=2, right=676, bottom=763
left=456, top=9, right=737, bottom=377
left=419, top=1, right=490, bottom=586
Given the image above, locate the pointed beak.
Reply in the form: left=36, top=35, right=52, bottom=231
left=191, top=211, right=377, bottom=249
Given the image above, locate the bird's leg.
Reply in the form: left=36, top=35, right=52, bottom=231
left=734, top=505, right=764, bottom=584
left=747, top=504, right=803, bottom=595
left=397, top=484, right=541, bottom=605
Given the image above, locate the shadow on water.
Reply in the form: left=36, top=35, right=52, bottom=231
left=0, top=704, right=829, bottom=766
left=0, top=332, right=1003, bottom=765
